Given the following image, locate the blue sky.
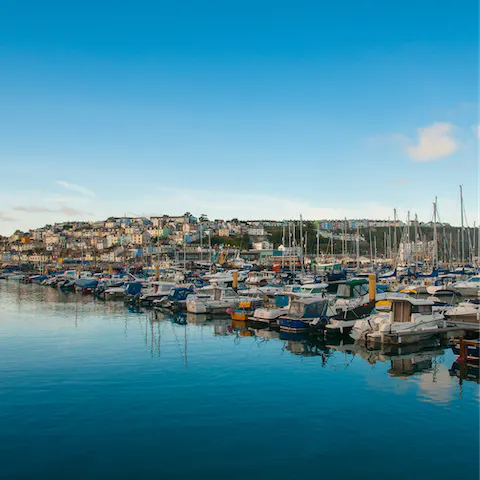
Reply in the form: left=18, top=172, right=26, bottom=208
left=0, top=0, right=478, bottom=234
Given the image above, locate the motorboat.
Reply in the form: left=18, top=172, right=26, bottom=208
left=138, top=281, right=177, bottom=305
left=203, top=270, right=248, bottom=286
left=444, top=299, right=479, bottom=324
left=278, top=297, right=330, bottom=332
left=350, top=296, right=445, bottom=344
left=426, top=275, right=457, bottom=296
left=245, top=271, right=276, bottom=286
left=152, top=287, right=195, bottom=311
left=74, top=278, right=99, bottom=294
left=453, top=275, right=480, bottom=297
left=186, top=286, right=253, bottom=314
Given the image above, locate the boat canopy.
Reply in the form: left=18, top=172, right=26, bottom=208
left=288, top=298, right=329, bottom=318
left=336, top=278, right=369, bottom=299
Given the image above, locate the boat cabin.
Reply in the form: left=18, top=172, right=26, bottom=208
left=336, top=279, right=369, bottom=299
left=389, top=297, right=434, bottom=323
left=287, top=298, right=329, bottom=319
left=198, top=287, right=237, bottom=300
left=299, top=283, right=328, bottom=295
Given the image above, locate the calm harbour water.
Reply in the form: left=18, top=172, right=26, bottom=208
left=0, top=281, right=478, bottom=479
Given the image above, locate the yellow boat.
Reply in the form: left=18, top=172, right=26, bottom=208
left=231, top=300, right=256, bottom=321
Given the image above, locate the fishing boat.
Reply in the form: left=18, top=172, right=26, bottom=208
left=350, top=296, right=445, bottom=344
left=278, top=297, right=329, bottom=332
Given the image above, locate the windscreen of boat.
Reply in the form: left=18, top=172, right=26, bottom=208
left=411, top=304, right=432, bottom=314
left=289, top=301, right=327, bottom=318
left=336, top=284, right=350, bottom=298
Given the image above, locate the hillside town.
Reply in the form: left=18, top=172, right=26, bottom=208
left=2, top=213, right=474, bottom=270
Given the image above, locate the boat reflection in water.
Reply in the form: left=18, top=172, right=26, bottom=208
left=144, top=310, right=479, bottom=389
left=328, top=340, right=446, bottom=377
left=449, top=361, right=480, bottom=384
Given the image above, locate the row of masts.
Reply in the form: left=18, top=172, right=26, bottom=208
left=279, top=186, right=478, bottom=270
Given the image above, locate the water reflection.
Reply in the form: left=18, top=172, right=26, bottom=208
left=1, top=281, right=478, bottom=403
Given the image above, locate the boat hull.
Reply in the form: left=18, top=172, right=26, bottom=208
left=279, top=317, right=311, bottom=332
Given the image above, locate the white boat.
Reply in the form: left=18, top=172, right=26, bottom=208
left=425, top=275, right=457, bottom=296
left=138, top=282, right=177, bottom=304
left=186, top=286, right=251, bottom=314
left=250, top=283, right=328, bottom=324
left=399, top=279, right=430, bottom=294
left=103, top=284, right=128, bottom=299
left=245, top=271, right=276, bottom=286
left=444, top=299, right=479, bottom=324
left=202, top=270, right=248, bottom=286
left=350, top=296, right=445, bottom=344
left=251, top=306, right=289, bottom=323
left=453, top=275, right=480, bottom=297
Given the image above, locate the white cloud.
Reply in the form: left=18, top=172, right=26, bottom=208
left=56, top=181, right=95, bottom=198
left=405, top=122, right=458, bottom=161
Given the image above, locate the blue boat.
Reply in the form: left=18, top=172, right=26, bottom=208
left=153, top=287, right=195, bottom=311
left=74, top=278, right=99, bottom=292
left=278, top=298, right=329, bottom=332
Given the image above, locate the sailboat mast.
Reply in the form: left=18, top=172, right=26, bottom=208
left=393, top=209, right=397, bottom=269
left=460, top=185, right=465, bottom=266
left=199, top=221, right=203, bottom=263
left=299, top=214, right=305, bottom=274
left=183, top=215, right=187, bottom=273
left=433, top=198, right=438, bottom=269
left=414, top=214, right=418, bottom=272
left=356, top=224, right=360, bottom=271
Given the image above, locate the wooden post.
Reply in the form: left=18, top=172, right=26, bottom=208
left=369, top=273, right=376, bottom=304
left=459, top=337, right=466, bottom=362
left=232, top=271, right=238, bottom=292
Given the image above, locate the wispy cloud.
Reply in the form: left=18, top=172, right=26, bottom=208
left=0, top=211, right=15, bottom=221
left=395, top=178, right=410, bottom=185
left=60, top=207, right=90, bottom=216
left=56, top=181, right=95, bottom=198
left=13, top=205, right=54, bottom=213
left=405, top=122, right=458, bottom=161
left=13, top=205, right=90, bottom=217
